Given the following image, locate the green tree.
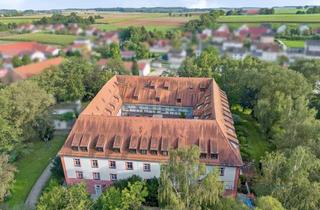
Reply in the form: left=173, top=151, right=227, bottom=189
left=0, top=80, right=55, bottom=140
left=158, top=146, right=223, bottom=209
left=290, top=59, right=320, bottom=88
left=131, top=60, right=139, bottom=75
left=37, top=183, right=92, bottom=210
left=95, top=186, right=123, bottom=210
left=0, top=116, right=20, bottom=154
left=256, top=196, right=285, bottom=210
left=0, top=154, right=16, bottom=202
left=255, top=147, right=320, bottom=210
left=21, top=54, right=32, bottom=65
left=121, top=182, right=148, bottom=210
left=104, top=58, right=127, bottom=75
left=11, top=56, right=23, bottom=67
left=109, top=42, right=121, bottom=60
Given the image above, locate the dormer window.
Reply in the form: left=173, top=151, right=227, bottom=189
left=129, top=149, right=137, bottom=154
left=151, top=150, right=158, bottom=155
left=96, top=147, right=104, bottom=152
left=211, top=153, right=218, bottom=160
left=155, top=96, right=160, bottom=102
left=140, top=149, right=147, bottom=154
left=80, top=146, right=88, bottom=152
left=162, top=151, right=168, bottom=156
left=200, top=153, right=207, bottom=159
left=71, top=146, right=78, bottom=151
left=177, top=98, right=181, bottom=103
left=113, top=148, right=120, bottom=153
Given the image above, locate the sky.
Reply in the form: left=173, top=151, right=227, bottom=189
left=0, top=0, right=320, bottom=10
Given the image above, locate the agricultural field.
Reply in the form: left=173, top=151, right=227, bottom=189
left=0, top=32, right=77, bottom=45
left=0, top=16, right=42, bottom=24
left=218, top=14, right=320, bottom=23
left=280, top=39, right=305, bottom=48
left=93, top=12, right=197, bottom=31
left=273, top=7, right=306, bottom=14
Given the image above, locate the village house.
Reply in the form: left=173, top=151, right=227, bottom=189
left=0, top=42, right=60, bottom=62
left=0, top=57, right=63, bottom=84
left=121, top=50, right=136, bottom=60
left=58, top=75, right=243, bottom=197
left=149, top=39, right=172, bottom=54
left=52, top=100, right=81, bottom=131
left=98, top=31, right=119, bottom=45
left=305, top=40, right=320, bottom=58
left=212, top=24, right=231, bottom=44
left=167, top=49, right=187, bottom=69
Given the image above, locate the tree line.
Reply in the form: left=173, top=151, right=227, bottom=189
left=178, top=46, right=320, bottom=210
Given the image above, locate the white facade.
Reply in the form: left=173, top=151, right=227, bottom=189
left=62, top=156, right=237, bottom=190
left=139, top=63, right=151, bottom=76
left=222, top=42, right=244, bottom=51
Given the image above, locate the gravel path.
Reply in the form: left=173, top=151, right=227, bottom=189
left=25, top=162, right=53, bottom=209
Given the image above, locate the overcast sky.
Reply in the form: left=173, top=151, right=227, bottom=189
left=1, top=0, right=320, bottom=10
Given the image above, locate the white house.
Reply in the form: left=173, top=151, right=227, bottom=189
left=167, top=49, right=187, bottom=69
left=52, top=101, right=81, bottom=130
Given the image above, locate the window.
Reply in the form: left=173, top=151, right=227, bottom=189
left=162, top=151, right=168, bottom=156
left=177, top=98, right=181, bottom=103
left=93, top=172, right=100, bottom=180
left=113, top=148, right=120, bottom=153
left=143, top=163, right=151, bottom=172
left=150, top=150, right=157, bottom=155
left=200, top=153, right=207, bottom=159
left=74, top=159, right=81, bottom=167
left=110, top=174, right=117, bottom=181
left=71, top=146, right=78, bottom=151
left=96, top=147, right=103, bottom=152
left=210, top=153, right=218, bottom=160
left=80, top=146, right=88, bottom=152
left=91, top=160, right=98, bottom=168
left=140, top=149, right=147, bottom=155
left=129, top=149, right=137, bottom=154
left=76, top=171, right=83, bottom=179
left=109, top=160, right=116, bottom=169
left=220, top=167, right=225, bottom=176
left=126, top=162, right=133, bottom=170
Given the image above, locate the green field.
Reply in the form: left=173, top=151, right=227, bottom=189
left=274, top=7, right=306, bottom=14
left=280, top=39, right=305, bottom=48
left=218, top=14, right=320, bottom=23
left=0, top=16, right=41, bottom=24
left=0, top=33, right=77, bottom=45
left=5, top=135, right=66, bottom=208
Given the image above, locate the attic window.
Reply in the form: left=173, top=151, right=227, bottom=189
left=211, top=153, right=218, bottom=159
left=200, top=153, right=207, bottom=159
left=162, top=151, right=168, bottom=156
left=96, top=147, right=104, bottom=152
left=151, top=150, right=158, bottom=155
left=177, top=98, right=181, bottom=103
left=163, top=81, right=170, bottom=90
left=80, top=146, right=88, bottom=152
left=71, top=146, right=78, bottom=151
left=129, top=149, right=137, bottom=154
left=155, top=96, right=160, bottom=102
left=133, top=88, right=139, bottom=100
left=199, top=83, right=206, bottom=91
left=150, top=81, right=155, bottom=89
left=140, top=149, right=147, bottom=154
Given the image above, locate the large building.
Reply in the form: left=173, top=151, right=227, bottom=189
left=59, top=75, right=243, bottom=197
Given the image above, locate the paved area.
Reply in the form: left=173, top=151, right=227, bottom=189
left=25, top=162, right=53, bottom=209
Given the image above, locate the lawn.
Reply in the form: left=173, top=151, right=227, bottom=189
left=232, top=106, right=271, bottom=163
left=0, top=33, right=77, bottom=46
left=274, top=7, right=306, bottom=14
left=281, top=39, right=305, bottom=48
left=5, top=135, right=66, bottom=208
left=218, top=14, right=320, bottom=23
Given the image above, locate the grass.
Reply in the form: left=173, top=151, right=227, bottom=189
left=274, top=7, right=306, bottom=14
left=232, top=105, right=271, bottom=163
left=93, top=23, right=178, bottom=32
left=218, top=14, right=320, bottom=23
left=5, top=135, right=66, bottom=208
left=0, top=33, right=77, bottom=46
left=280, top=39, right=305, bottom=48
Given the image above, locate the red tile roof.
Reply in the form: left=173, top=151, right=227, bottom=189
left=15, top=57, right=63, bottom=79
left=59, top=76, right=242, bottom=167
left=0, top=42, right=57, bottom=57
